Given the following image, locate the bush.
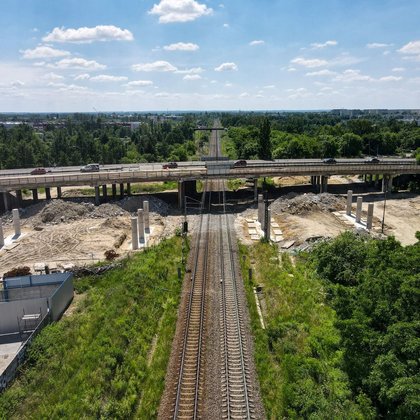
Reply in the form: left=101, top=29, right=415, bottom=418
left=104, top=250, right=119, bottom=261
left=3, top=266, right=31, bottom=278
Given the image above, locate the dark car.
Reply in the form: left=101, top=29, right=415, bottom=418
left=80, top=163, right=100, bottom=172
left=233, top=160, right=247, bottom=167
left=322, top=158, right=337, bottom=164
left=30, top=168, right=47, bottom=175
left=365, top=157, right=380, bottom=163
left=162, top=162, right=178, bottom=169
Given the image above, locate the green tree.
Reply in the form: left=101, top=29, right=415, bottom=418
left=259, top=117, right=272, bottom=160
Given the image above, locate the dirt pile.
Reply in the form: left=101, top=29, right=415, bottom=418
left=118, top=195, right=169, bottom=215
left=271, top=192, right=346, bottom=215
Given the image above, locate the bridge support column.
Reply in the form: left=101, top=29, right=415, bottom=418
left=264, top=208, right=271, bottom=241
left=258, top=194, right=264, bottom=225
left=32, top=188, right=38, bottom=203
left=127, top=183, right=131, bottom=196
left=2, top=192, right=10, bottom=212
left=13, top=208, right=21, bottom=236
left=320, top=175, right=328, bottom=193
left=15, top=190, right=23, bottom=207
left=366, top=203, right=374, bottom=230
left=356, top=196, right=363, bottom=223
left=254, top=179, right=258, bottom=203
left=0, top=219, right=4, bottom=248
left=57, top=187, right=62, bottom=199
left=346, top=190, right=353, bottom=215
left=111, top=184, right=117, bottom=200
left=144, top=201, right=150, bottom=233
left=382, top=175, right=392, bottom=193
left=184, top=180, right=197, bottom=197
left=138, top=209, right=145, bottom=244
left=178, top=181, right=185, bottom=210
left=102, top=185, right=108, bottom=202
left=119, top=183, right=124, bottom=198
left=374, top=174, right=380, bottom=188
left=45, top=187, right=51, bottom=200
left=94, top=186, right=100, bottom=206
left=131, top=217, right=138, bottom=250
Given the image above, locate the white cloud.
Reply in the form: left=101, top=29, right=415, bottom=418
left=334, top=69, right=373, bottom=82
left=21, top=45, right=71, bottom=59
left=126, top=80, right=154, bottom=87
left=48, top=82, right=67, bottom=88
left=149, top=0, right=213, bottom=23
left=398, top=40, right=420, bottom=55
left=249, top=40, right=265, bottom=46
left=379, top=75, right=402, bottom=82
left=42, top=72, right=64, bottom=80
left=163, top=42, right=199, bottom=51
left=223, top=23, right=229, bottom=28
left=310, top=40, right=337, bottom=49
left=53, top=58, right=106, bottom=70
left=214, top=62, right=238, bottom=72
left=10, top=80, right=25, bottom=88
left=392, top=67, right=405, bottom=72
left=175, top=67, right=204, bottom=74
left=74, top=73, right=90, bottom=80
left=263, top=85, right=276, bottom=89
left=239, top=92, right=250, bottom=97
left=58, top=84, right=89, bottom=92
left=183, top=74, right=201, bottom=80
left=43, top=25, right=133, bottom=43
left=291, top=57, right=328, bottom=68
left=225, top=82, right=232, bottom=87
left=287, top=67, right=297, bottom=72
left=367, top=42, right=393, bottom=49
left=132, top=61, right=177, bottom=72
left=306, top=69, right=337, bottom=77
left=90, top=75, right=128, bottom=82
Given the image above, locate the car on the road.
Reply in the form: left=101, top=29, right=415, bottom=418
left=322, top=158, right=337, bottom=164
left=365, top=157, right=380, bottom=163
left=162, top=162, right=178, bottom=169
left=233, top=160, right=247, bottom=167
left=80, top=163, right=100, bottom=172
left=30, top=167, right=47, bottom=175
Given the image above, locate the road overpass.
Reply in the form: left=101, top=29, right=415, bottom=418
left=0, top=158, right=418, bottom=211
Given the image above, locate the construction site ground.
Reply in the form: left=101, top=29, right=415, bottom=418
left=1, top=176, right=419, bottom=278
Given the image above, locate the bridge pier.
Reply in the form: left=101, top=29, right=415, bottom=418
left=254, top=179, right=258, bottom=203
left=15, top=190, right=23, bottom=207
left=319, top=175, right=328, bottom=193
left=2, top=192, right=10, bottom=212
left=112, top=183, right=117, bottom=200
left=178, top=181, right=185, bottom=210
left=119, top=183, right=124, bottom=198
left=32, top=188, right=38, bottom=203
left=95, top=186, right=100, bottom=206
left=102, top=185, right=107, bottom=202
left=382, top=175, right=393, bottom=192
left=127, top=183, right=131, bottom=196
left=57, top=187, right=62, bottom=198
left=45, top=187, right=51, bottom=200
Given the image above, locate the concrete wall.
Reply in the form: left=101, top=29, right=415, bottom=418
left=48, top=276, right=73, bottom=321
left=4, top=273, right=72, bottom=289
left=5, top=285, right=58, bottom=301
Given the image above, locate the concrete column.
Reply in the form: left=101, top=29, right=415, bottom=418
left=346, top=190, right=353, bottom=216
left=119, top=183, right=124, bottom=198
left=355, top=196, right=363, bottom=223
left=374, top=174, right=380, bottom=188
left=45, top=187, right=51, bottom=200
left=366, top=203, right=374, bottom=230
left=2, top=192, right=9, bottom=212
left=131, top=217, right=138, bottom=250
left=13, top=208, right=21, bottom=236
left=111, top=184, right=117, bottom=200
left=264, top=208, right=271, bottom=241
left=320, top=175, right=328, bottom=193
left=57, top=187, right=62, bottom=198
left=143, top=201, right=150, bottom=233
left=253, top=179, right=258, bottom=203
left=127, top=183, right=131, bottom=196
left=382, top=175, right=393, bottom=193
left=0, top=219, right=4, bottom=248
left=138, top=209, right=144, bottom=244
left=15, top=190, right=23, bottom=207
left=94, top=186, right=100, bottom=206
left=178, top=181, right=185, bottom=210
left=32, top=189, right=39, bottom=202
left=102, top=185, right=107, bottom=201
left=257, top=194, right=264, bottom=224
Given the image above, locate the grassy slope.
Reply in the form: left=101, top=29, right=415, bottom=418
left=239, top=242, right=370, bottom=419
left=0, top=237, right=184, bottom=419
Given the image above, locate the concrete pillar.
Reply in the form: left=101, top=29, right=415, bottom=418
left=0, top=219, right=4, bottom=248
left=138, top=209, right=145, bottom=244
left=366, top=203, right=374, bottom=230
left=127, top=183, right=131, bottom=196
left=257, top=194, right=264, bottom=224
left=2, top=192, right=9, bottom=212
left=382, top=175, right=393, bottom=193
left=57, top=186, right=62, bottom=198
left=15, top=190, right=23, bottom=207
left=143, top=201, right=150, bottom=233
left=102, top=185, right=107, bottom=201
left=346, top=190, right=353, bottom=216
left=32, top=189, right=39, bottom=202
left=355, top=196, right=363, bottom=223
left=112, top=184, right=117, bottom=200
left=13, top=208, right=21, bottom=236
left=119, top=183, right=124, bottom=198
left=131, top=217, right=138, bottom=250
left=45, top=187, right=51, bottom=200
left=94, top=186, right=100, bottom=206
left=320, top=175, right=328, bottom=193
left=264, top=208, right=271, bottom=241
left=374, top=174, right=380, bottom=188
left=178, top=181, right=185, bottom=210
left=253, top=179, right=258, bottom=203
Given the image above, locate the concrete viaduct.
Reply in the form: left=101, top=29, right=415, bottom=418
left=0, top=158, right=418, bottom=212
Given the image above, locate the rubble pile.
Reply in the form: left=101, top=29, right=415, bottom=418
left=271, top=192, right=346, bottom=215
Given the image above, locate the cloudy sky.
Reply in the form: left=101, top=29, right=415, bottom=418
left=0, top=0, right=419, bottom=111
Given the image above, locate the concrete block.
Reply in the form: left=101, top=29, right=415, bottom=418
left=13, top=208, right=21, bottom=236
left=131, top=217, right=138, bottom=250
left=346, top=190, right=353, bottom=215
left=355, top=196, right=363, bottom=223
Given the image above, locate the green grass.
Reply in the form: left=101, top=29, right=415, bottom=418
left=0, top=237, right=186, bottom=419
left=239, top=243, right=368, bottom=419
left=227, top=178, right=246, bottom=191
left=221, top=133, right=237, bottom=159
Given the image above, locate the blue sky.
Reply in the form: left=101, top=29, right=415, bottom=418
left=0, top=0, right=419, bottom=111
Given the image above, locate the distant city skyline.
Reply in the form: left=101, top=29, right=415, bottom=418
left=0, top=0, right=419, bottom=112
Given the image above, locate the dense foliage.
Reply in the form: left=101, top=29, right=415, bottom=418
left=0, top=237, right=184, bottom=419
left=221, top=113, right=420, bottom=160
left=240, top=243, right=368, bottom=418
left=311, top=232, right=420, bottom=418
